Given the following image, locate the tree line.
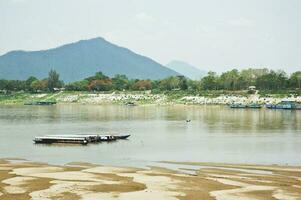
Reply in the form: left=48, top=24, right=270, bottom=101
left=0, top=68, right=300, bottom=93
left=200, top=69, right=301, bottom=91
left=0, top=70, right=63, bottom=92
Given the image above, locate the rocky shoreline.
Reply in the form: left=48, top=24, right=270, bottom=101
left=1, top=91, right=301, bottom=106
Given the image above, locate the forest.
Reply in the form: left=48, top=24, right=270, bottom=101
left=0, top=68, right=300, bottom=94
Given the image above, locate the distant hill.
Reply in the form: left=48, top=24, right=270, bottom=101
left=166, top=60, right=206, bottom=80
left=0, top=37, right=179, bottom=82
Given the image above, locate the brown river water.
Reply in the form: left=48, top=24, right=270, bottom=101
left=0, top=104, right=300, bottom=167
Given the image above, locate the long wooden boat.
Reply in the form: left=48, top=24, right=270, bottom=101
left=34, top=136, right=88, bottom=145
left=34, top=133, right=131, bottom=145
left=45, top=134, right=99, bottom=143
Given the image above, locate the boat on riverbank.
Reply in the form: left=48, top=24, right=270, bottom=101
left=266, top=100, right=301, bottom=110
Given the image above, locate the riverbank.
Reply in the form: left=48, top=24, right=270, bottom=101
left=0, top=91, right=301, bottom=106
left=0, top=159, right=300, bottom=200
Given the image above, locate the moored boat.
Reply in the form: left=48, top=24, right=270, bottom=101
left=34, top=136, right=88, bottom=145
left=266, top=100, right=301, bottom=110
left=45, top=134, right=99, bottom=143
left=33, top=133, right=131, bottom=145
left=230, top=103, right=247, bottom=108
left=247, top=104, right=262, bottom=109
left=230, top=103, right=262, bottom=109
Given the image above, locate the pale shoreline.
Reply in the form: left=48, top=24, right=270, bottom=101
left=1, top=158, right=301, bottom=200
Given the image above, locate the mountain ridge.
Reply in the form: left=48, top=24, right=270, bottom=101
left=166, top=60, right=206, bottom=80
left=0, top=37, right=180, bottom=82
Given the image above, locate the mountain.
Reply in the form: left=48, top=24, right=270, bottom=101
left=0, top=37, right=180, bottom=82
left=166, top=60, right=206, bottom=80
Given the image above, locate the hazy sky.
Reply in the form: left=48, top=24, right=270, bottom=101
left=0, top=0, right=300, bottom=72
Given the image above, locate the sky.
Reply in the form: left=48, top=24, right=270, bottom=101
left=0, top=0, right=300, bottom=72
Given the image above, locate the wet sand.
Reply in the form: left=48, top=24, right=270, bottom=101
left=0, top=159, right=301, bottom=200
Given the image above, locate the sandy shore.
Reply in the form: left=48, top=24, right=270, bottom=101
left=0, top=159, right=301, bottom=200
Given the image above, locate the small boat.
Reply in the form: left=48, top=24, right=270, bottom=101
left=114, top=134, right=131, bottom=139
left=125, top=102, right=137, bottom=106
left=230, top=103, right=262, bottom=109
left=247, top=104, right=262, bottom=109
left=266, top=100, right=301, bottom=110
left=34, top=136, right=88, bottom=145
left=230, top=103, right=247, bottom=108
left=25, top=101, right=57, bottom=106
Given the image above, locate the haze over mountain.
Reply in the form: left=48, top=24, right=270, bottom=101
left=166, top=60, right=207, bottom=80
left=0, top=37, right=179, bottom=82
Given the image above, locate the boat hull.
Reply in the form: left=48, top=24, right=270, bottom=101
left=114, top=134, right=131, bottom=139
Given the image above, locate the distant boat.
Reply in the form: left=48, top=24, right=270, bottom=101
left=266, top=100, right=301, bottom=110
left=230, top=103, right=262, bottom=109
left=125, top=102, right=137, bottom=106
left=230, top=103, right=247, bottom=108
left=247, top=104, right=262, bottom=109
left=25, top=101, right=57, bottom=105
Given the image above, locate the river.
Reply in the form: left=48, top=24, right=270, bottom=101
left=0, top=104, right=300, bottom=167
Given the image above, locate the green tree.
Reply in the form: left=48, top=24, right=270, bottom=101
left=220, top=69, right=240, bottom=90
left=256, top=70, right=288, bottom=90
left=178, top=76, right=188, bottom=90
left=25, top=76, right=38, bottom=91
left=201, top=71, right=219, bottom=90
left=0, top=79, right=8, bottom=91
left=133, top=80, right=152, bottom=90
left=159, top=76, right=181, bottom=90
left=86, top=71, right=109, bottom=82
left=30, top=80, right=48, bottom=92
left=47, top=70, right=63, bottom=91
left=112, top=74, right=129, bottom=90
left=289, top=71, right=301, bottom=89
left=65, top=80, right=89, bottom=91
left=88, top=79, right=113, bottom=91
